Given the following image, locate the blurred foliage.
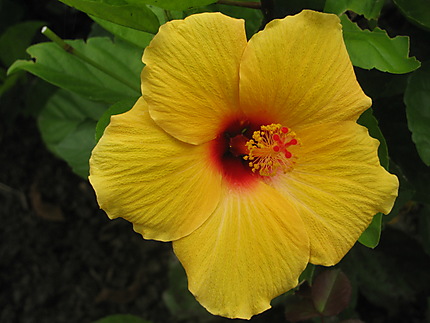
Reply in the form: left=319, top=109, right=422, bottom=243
left=405, top=61, right=430, bottom=166
left=92, top=314, right=153, bottom=323
left=2, top=0, right=430, bottom=322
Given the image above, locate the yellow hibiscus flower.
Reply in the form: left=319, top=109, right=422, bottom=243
left=89, top=10, right=399, bottom=319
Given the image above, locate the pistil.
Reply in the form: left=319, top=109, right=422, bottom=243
left=244, top=124, right=299, bottom=176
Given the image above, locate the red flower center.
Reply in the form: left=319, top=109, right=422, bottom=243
left=210, top=117, right=299, bottom=189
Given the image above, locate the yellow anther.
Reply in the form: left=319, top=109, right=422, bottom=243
left=244, top=123, right=299, bottom=176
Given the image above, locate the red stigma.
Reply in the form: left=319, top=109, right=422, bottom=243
left=245, top=123, right=299, bottom=176
left=288, top=139, right=298, bottom=146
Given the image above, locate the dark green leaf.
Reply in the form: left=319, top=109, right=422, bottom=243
left=374, top=94, right=430, bottom=205
left=358, top=213, right=382, bottom=248
left=132, top=0, right=216, bottom=10
left=93, top=314, right=151, bottom=323
left=358, top=108, right=389, bottom=169
left=341, top=15, right=421, bottom=74
left=299, top=263, right=316, bottom=285
left=38, top=89, right=107, bottom=178
left=405, top=61, right=430, bottom=166
left=0, top=70, right=20, bottom=96
left=56, top=120, right=100, bottom=178
left=393, top=0, right=430, bottom=30
left=357, top=108, right=389, bottom=248
left=23, top=79, right=58, bottom=117
left=324, top=0, right=384, bottom=20
left=90, top=15, right=154, bottom=48
left=95, top=98, right=137, bottom=142
left=0, top=20, right=45, bottom=67
left=311, top=269, right=352, bottom=316
left=147, top=5, right=184, bottom=25
left=8, top=37, right=142, bottom=103
left=58, top=0, right=160, bottom=33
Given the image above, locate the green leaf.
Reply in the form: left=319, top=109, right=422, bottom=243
left=23, top=79, right=58, bottom=117
left=341, top=15, right=421, bottom=74
left=0, top=70, right=20, bottom=97
left=324, top=0, right=384, bottom=20
left=130, top=0, right=216, bottom=10
left=0, top=20, right=45, bottom=66
left=58, top=0, right=160, bottom=33
left=358, top=213, right=383, bottom=248
left=405, top=62, right=430, bottom=166
left=299, top=263, right=316, bottom=285
left=393, top=0, right=430, bottom=30
left=38, top=89, right=107, bottom=178
left=90, top=15, right=154, bottom=49
left=377, top=96, right=430, bottom=204
left=148, top=5, right=184, bottom=25
left=95, top=97, right=137, bottom=142
left=8, top=37, right=142, bottom=103
left=93, top=314, right=151, bottom=323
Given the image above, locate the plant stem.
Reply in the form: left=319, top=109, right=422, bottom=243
left=217, top=0, right=261, bottom=9
left=41, top=26, right=141, bottom=94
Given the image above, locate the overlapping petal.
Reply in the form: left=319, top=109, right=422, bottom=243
left=272, top=121, right=398, bottom=265
left=141, top=13, right=247, bottom=145
left=173, top=183, right=310, bottom=319
left=89, top=98, right=222, bottom=241
left=239, top=10, right=371, bottom=128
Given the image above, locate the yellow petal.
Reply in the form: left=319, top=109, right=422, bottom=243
left=142, top=13, right=247, bottom=145
left=273, top=121, right=398, bottom=265
left=173, top=183, right=310, bottom=319
left=89, top=98, right=222, bottom=241
left=239, top=10, right=371, bottom=127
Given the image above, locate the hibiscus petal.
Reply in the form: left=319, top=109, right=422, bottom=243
left=142, top=13, right=247, bottom=145
left=239, top=10, right=371, bottom=127
left=274, top=121, right=398, bottom=265
left=89, top=98, right=222, bottom=241
left=173, top=183, right=310, bottom=319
